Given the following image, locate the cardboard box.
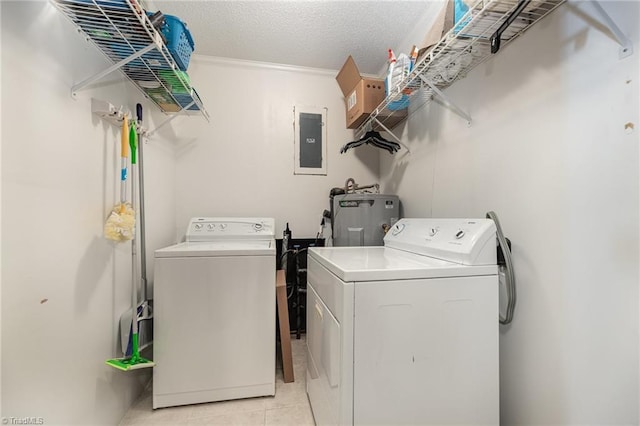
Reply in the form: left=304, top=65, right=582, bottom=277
left=375, top=108, right=408, bottom=130
left=417, top=0, right=455, bottom=59
left=336, top=56, right=386, bottom=129
left=158, top=102, right=182, bottom=112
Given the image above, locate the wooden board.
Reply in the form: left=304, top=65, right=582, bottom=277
left=276, top=270, right=294, bottom=383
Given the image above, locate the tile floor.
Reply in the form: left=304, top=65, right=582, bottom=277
left=120, top=336, right=314, bottom=426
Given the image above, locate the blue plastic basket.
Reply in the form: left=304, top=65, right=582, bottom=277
left=174, top=89, right=201, bottom=111
left=388, top=94, right=410, bottom=111
left=161, top=15, right=194, bottom=71
left=385, top=78, right=410, bottom=111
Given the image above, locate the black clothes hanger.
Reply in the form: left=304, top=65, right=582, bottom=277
left=340, top=130, right=401, bottom=154
left=369, top=133, right=400, bottom=153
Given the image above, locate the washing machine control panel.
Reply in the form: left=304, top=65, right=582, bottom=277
left=186, top=217, right=275, bottom=241
left=384, top=218, right=497, bottom=265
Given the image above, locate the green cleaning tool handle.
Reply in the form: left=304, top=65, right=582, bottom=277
left=120, top=116, right=129, bottom=203
left=129, top=123, right=137, bottom=165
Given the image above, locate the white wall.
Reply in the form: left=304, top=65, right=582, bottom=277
left=380, top=2, right=639, bottom=424
left=0, top=0, right=3, bottom=415
left=0, top=0, right=3, bottom=417
left=3, top=1, right=637, bottom=424
left=1, top=2, right=177, bottom=424
left=169, top=56, right=380, bottom=241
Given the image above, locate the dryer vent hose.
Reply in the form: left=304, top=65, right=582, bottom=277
left=487, top=211, right=516, bottom=325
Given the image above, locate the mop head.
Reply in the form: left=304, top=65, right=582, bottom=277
left=106, top=355, right=155, bottom=371
left=104, top=203, right=135, bottom=241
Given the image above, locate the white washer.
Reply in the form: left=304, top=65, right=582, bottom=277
left=153, top=217, right=276, bottom=409
left=306, top=218, right=500, bottom=425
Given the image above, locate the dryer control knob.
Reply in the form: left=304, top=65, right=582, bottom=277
left=253, top=223, right=263, bottom=231
left=207, top=224, right=215, bottom=230
left=391, top=223, right=405, bottom=236
left=195, top=224, right=203, bottom=230
left=455, top=229, right=465, bottom=239
left=219, top=223, right=227, bottom=230
left=429, top=228, right=438, bottom=237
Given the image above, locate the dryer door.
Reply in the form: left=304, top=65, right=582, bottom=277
left=307, top=284, right=342, bottom=426
left=352, top=275, right=499, bottom=425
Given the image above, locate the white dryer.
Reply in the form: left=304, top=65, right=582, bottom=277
left=153, top=217, right=276, bottom=409
left=306, top=218, right=500, bottom=425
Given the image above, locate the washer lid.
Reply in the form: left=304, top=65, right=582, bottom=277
left=308, top=247, right=497, bottom=282
left=155, top=240, right=275, bottom=257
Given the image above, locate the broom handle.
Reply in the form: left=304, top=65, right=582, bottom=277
left=136, top=104, right=148, bottom=302
left=128, top=120, right=140, bottom=357
left=129, top=135, right=140, bottom=356
left=131, top=165, right=138, bottom=338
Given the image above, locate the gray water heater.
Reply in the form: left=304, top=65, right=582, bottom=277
left=332, top=193, right=400, bottom=247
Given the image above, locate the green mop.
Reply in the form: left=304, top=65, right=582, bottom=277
left=106, top=120, right=155, bottom=371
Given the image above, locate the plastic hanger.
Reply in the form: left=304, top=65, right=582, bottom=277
left=340, top=130, right=401, bottom=154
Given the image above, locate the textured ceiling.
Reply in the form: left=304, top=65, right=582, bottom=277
left=146, top=1, right=440, bottom=75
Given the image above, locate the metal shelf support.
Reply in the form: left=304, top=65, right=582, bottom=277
left=72, top=44, right=157, bottom=96
left=146, top=101, right=196, bottom=138
left=589, top=1, right=633, bottom=59
left=372, top=117, right=411, bottom=154
left=419, top=76, right=472, bottom=125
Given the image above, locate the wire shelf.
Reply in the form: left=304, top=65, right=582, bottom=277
left=52, top=0, right=209, bottom=119
left=358, top=0, right=565, bottom=133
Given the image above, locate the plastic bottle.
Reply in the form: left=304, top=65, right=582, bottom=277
left=387, top=49, right=411, bottom=110
left=409, top=45, right=418, bottom=72
left=385, top=49, right=397, bottom=98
